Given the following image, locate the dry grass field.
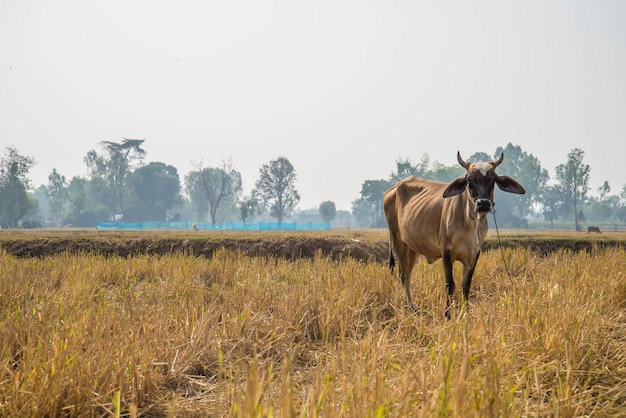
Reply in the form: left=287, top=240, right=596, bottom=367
left=1, top=230, right=625, bottom=416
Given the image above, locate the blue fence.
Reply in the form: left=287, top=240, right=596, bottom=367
left=96, top=221, right=331, bottom=231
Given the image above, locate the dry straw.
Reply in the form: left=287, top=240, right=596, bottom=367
left=1, top=242, right=625, bottom=416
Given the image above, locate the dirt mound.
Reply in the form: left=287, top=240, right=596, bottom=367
left=1, top=235, right=390, bottom=263
left=1, top=230, right=624, bottom=262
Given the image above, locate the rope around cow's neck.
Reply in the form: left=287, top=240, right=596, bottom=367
left=491, top=209, right=515, bottom=285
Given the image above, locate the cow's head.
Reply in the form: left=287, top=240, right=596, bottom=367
left=442, top=151, right=525, bottom=215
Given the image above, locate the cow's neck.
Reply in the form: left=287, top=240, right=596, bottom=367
left=473, top=214, right=484, bottom=247
left=462, top=193, right=489, bottom=247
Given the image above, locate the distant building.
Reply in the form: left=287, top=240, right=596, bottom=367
left=293, top=209, right=323, bottom=224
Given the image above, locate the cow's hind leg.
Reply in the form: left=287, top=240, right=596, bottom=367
left=388, top=233, right=418, bottom=311
left=388, top=231, right=396, bottom=273
left=400, top=258, right=418, bottom=311
left=442, top=249, right=456, bottom=320
left=397, top=245, right=418, bottom=311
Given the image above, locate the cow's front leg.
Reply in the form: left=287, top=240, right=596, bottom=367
left=442, top=250, right=455, bottom=320
left=461, top=252, right=480, bottom=309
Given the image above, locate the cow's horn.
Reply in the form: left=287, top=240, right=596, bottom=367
left=491, top=152, right=504, bottom=167
left=457, top=151, right=469, bottom=169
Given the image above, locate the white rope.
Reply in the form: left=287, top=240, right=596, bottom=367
left=492, top=209, right=515, bottom=285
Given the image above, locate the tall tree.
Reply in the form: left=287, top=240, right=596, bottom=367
left=541, top=184, right=565, bottom=227
left=319, top=200, right=337, bottom=223
left=592, top=181, right=614, bottom=222
left=467, top=151, right=491, bottom=163
left=598, top=181, right=611, bottom=200
left=389, top=153, right=462, bottom=184
left=617, top=184, right=626, bottom=223
left=390, top=158, right=415, bottom=184
left=84, top=138, right=146, bottom=217
left=46, top=169, right=69, bottom=225
left=239, top=192, right=262, bottom=223
left=0, top=147, right=36, bottom=228
left=125, top=162, right=182, bottom=222
left=64, top=176, right=110, bottom=227
left=185, top=158, right=242, bottom=224
left=255, top=156, right=300, bottom=222
left=428, top=161, right=464, bottom=182
left=493, top=143, right=548, bottom=227
left=184, top=173, right=209, bottom=222
left=351, top=198, right=375, bottom=228
left=359, top=179, right=392, bottom=227
left=556, top=148, right=590, bottom=231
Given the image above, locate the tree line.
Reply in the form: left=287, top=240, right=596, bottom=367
left=350, top=143, right=626, bottom=230
left=0, top=139, right=308, bottom=228
left=1, top=140, right=625, bottom=230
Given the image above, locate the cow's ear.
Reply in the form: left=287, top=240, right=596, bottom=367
left=443, top=177, right=467, bottom=198
left=496, top=176, right=526, bottom=194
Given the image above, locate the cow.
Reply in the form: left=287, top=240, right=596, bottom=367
left=383, top=151, right=526, bottom=319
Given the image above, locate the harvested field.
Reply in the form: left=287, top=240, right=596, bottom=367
left=1, top=229, right=626, bottom=416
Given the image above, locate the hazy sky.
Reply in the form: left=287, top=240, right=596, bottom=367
left=2, top=1, right=625, bottom=210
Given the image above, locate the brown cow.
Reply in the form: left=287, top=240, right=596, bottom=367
left=383, top=151, right=525, bottom=319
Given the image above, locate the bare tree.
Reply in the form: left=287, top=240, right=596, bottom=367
left=185, top=157, right=242, bottom=224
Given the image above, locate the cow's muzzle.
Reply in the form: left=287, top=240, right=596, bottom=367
left=474, top=198, right=493, bottom=213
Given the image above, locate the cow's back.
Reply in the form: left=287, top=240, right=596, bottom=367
left=384, top=177, right=449, bottom=261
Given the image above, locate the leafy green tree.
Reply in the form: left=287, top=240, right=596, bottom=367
left=239, top=192, right=262, bottom=223
left=46, top=169, right=69, bottom=225
left=319, top=201, right=337, bottom=223
left=598, top=181, right=611, bottom=200
left=184, top=175, right=209, bottom=221
left=64, top=176, right=111, bottom=227
left=359, top=145, right=543, bottom=229
left=0, top=147, right=36, bottom=228
left=255, top=156, right=300, bottom=222
left=601, top=182, right=621, bottom=219
left=585, top=181, right=620, bottom=223
left=359, top=179, right=392, bottom=227
left=84, top=138, right=146, bottom=217
left=391, top=157, right=418, bottom=183
left=586, top=197, right=611, bottom=223
left=467, top=151, right=491, bottom=163
left=428, top=161, right=464, bottom=182
left=389, top=154, right=431, bottom=184
left=351, top=198, right=374, bottom=228
left=542, top=184, right=565, bottom=227
left=616, top=185, right=626, bottom=223
left=388, top=152, right=462, bottom=184
left=125, top=162, right=182, bottom=222
left=185, top=158, right=242, bottom=224
left=556, top=148, right=590, bottom=231
left=493, top=143, right=548, bottom=226
left=33, top=185, right=52, bottom=225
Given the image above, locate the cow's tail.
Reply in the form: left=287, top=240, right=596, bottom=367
left=388, top=231, right=395, bottom=272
